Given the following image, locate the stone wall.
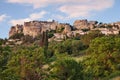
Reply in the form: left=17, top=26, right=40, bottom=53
left=9, top=26, right=16, bottom=37
left=73, top=19, right=88, bottom=30
left=9, top=25, right=23, bottom=37
left=8, top=19, right=120, bottom=41
left=23, top=26, right=42, bottom=37
left=73, top=19, right=97, bottom=30
left=9, top=20, right=72, bottom=38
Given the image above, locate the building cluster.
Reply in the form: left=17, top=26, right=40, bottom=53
left=9, top=19, right=120, bottom=42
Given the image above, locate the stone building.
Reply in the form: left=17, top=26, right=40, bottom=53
left=9, top=20, right=72, bottom=38
left=73, top=19, right=97, bottom=30
left=9, top=25, right=23, bottom=37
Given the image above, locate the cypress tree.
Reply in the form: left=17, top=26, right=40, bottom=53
left=40, top=31, right=48, bottom=58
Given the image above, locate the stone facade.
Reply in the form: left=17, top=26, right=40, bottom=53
left=63, top=24, right=72, bottom=34
left=9, top=20, right=72, bottom=38
left=9, top=25, right=23, bottom=37
left=9, top=19, right=120, bottom=39
left=9, top=26, right=16, bottom=37
left=73, top=19, right=88, bottom=30
left=73, top=19, right=97, bottom=30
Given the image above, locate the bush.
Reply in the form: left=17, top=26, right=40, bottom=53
left=21, top=35, right=34, bottom=43
left=49, top=58, right=84, bottom=80
left=50, top=39, right=86, bottom=55
left=81, top=30, right=104, bottom=46
left=83, top=36, right=120, bottom=79
left=9, top=33, right=24, bottom=39
left=48, top=30, right=55, bottom=38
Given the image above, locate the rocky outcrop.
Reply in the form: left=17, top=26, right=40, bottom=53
left=9, top=26, right=16, bottom=37
left=63, top=24, right=72, bottom=34
left=9, top=25, right=23, bottom=37
left=73, top=19, right=88, bottom=30
left=23, top=21, right=42, bottom=37
left=73, top=19, right=97, bottom=30
left=9, top=20, right=72, bottom=38
left=9, top=19, right=120, bottom=40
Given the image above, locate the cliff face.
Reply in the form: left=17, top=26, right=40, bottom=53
left=9, top=19, right=120, bottom=39
left=9, top=20, right=72, bottom=38
left=23, top=21, right=42, bottom=37
left=9, top=25, right=23, bottom=37
left=9, top=27, right=16, bottom=37
left=73, top=19, right=97, bottom=30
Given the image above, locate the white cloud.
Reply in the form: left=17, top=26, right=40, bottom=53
left=7, top=0, right=49, bottom=9
left=0, top=14, right=8, bottom=22
left=59, top=0, right=114, bottom=18
left=7, top=0, right=115, bottom=18
left=29, top=11, right=46, bottom=19
left=10, top=11, right=47, bottom=25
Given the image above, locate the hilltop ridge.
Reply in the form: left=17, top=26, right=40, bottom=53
left=9, top=19, right=120, bottom=39
left=9, top=20, right=72, bottom=38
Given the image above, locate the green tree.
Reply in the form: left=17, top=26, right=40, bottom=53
left=49, top=58, right=84, bottom=80
left=40, top=31, right=49, bottom=58
left=83, top=36, right=120, bottom=79
left=9, top=33, right=24, bottom=39
left=3, top=46, right=46, bottom=80
left=48, top=30, right=56, bottom=38
left=52, top=39, right=86, bottom=55
left=21, top=35, right=34, bottom=43
left=81, top=30, right=104, bottom=46
left=0, top=45, right=12, bottom=80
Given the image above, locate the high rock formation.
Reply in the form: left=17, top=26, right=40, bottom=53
left=73, top=19, right=97, bottom=30
left=9, top=20, right=72, bottom=38
left=23, top=21, right=42, bottom=37
left=73, top=19, right=88, bottom=30
left=8, top=19, right=120, bottom=42
left=9, top=24, right=23, bottom=37
left=63, top=24, right=72, bottom=33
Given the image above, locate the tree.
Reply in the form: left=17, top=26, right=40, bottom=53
left=49, top=58, right=84, bottom=80
left=9, top=33, right=24, bottom=39
left=3, top=46, right=46, bottom=80
left=83, top=36, right=120, bottom=79
left=81, top=30, right=104, bottom=46
left=0, top=45, right=12, bottom=80
left=40, top=31, right=49, bottom=58
left=40, top=31, right=48, bottom=47
left=48, top=30, right=55, bottom=38
left=22, top=35, right=34, bottom=43
left=51, top=39, right=86, bottom=55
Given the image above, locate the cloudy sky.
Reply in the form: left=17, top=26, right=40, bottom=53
left=0, top=0, right=120, bottom=38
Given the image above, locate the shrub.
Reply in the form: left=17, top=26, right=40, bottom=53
left=9, top=33, right=24, bottom=39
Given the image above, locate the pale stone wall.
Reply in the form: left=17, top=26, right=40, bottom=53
left=9, top=26, right=17, bottom=37
left=73, top=19, right=88, bottom=30
left=23, top=26, right=42, bottom=37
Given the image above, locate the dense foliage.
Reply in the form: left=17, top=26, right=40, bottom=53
left=1, top=32, right=120, bottom=80
left=81, top=30, right=104, bottom=46
left=83, top=36, right=120, bottom=79
left=9, top=33, right=24, bottom=39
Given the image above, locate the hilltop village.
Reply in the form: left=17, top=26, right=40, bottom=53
left=7, top=19, right=120, bottom=45
left=1, top=20, right=120, bottom=80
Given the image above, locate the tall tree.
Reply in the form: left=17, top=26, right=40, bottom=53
left=40, top=31, right=49, bottom=58
left=40, top=31, right=48, bottom=48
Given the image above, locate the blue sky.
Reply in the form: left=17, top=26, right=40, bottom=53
left=0, top=0, right=120, bottom=38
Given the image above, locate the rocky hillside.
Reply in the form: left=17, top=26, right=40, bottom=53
left=9, top=20, right=72, bottom=38
left=9, top=19, right=120, bottom=41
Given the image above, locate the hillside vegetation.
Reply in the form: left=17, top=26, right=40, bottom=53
left=1, top=31, right=120, bottom=80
